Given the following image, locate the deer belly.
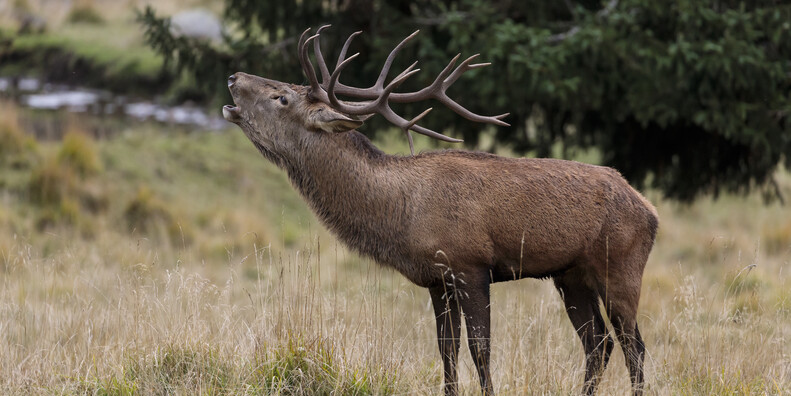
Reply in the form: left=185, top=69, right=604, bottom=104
left=487, top=222, right=597, bottom=281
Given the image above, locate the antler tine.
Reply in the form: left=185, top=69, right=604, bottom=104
left=299, top=31, right=326, bottom=101
left=297, top=27, right=311, bottom=73
left=376, top=67, right=422, bottom=105
left=406, top=107, right=433, bottom=130
left=441, top=96, right=511, bottom=126
left=438, top=54, right=510, bottom=126
left=313, top=25, right=332, bottom=84
left=410, top=123, right=463, bottom=142
left=389, top=53, right=511, bottom=127
left=405, top=131, right=415, bottom=155
left=298, top=27, right=311, bottom=49
left=404, top=107, right=433, bottom=154
left=327, top=52, right=362, bottom=110
left=374, top=30, right=420, bottom=89
left=387, top=53, right=459, bottom=103
left=392, top=61, right=419, bottom=83
left=376, top=104, right=462, bottom=149
left=444, top=54, right=486, bottom=87
left=337, top=31, right=362, bottom=71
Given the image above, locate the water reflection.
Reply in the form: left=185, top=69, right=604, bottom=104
left=0, top=76, right=226, bottom=139
left=24, top=91, right=99, bottom=111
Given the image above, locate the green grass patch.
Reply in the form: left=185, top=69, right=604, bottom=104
left=3, top=29, right=166, bottom=94
left=78, top=339, right=403, bottom=395
left=253, top=336, right=401, bottom=395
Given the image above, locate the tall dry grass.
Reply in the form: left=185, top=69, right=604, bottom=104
left=0, top=232, right=424, bottom=394
left=0, top=123, right=789, bottom=394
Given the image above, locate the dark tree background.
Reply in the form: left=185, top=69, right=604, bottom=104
left=139, top=0, right=791, bottom=202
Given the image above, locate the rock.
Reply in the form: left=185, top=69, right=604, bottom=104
left=169, top=8, right=223, bottom=42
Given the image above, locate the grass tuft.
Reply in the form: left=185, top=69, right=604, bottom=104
left=66, top=1, right=105, bottom=25
left=25, top=129, right=106, bottom=230
left=57, top=129, right=102, bottom=176
left=253, top=335, right=397, bottom=395
left=124, top=345, right=232, bottom=394
left=0, top=104, right=38, bottom=170
left=124, top=185, right=193, bottom=245
left=28, top=155, right=77, bottom=208
left=763, top=222, right=791, bottom=254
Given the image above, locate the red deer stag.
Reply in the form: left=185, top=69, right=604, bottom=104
left=222, top=26, right=658, bottom=396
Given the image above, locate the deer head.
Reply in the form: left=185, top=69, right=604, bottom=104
left=223, top=74, right=363, bottom=167
left=223, top=25, right=508, bottom=156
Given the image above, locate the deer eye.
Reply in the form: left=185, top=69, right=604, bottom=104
left=279, top=96, right=288, bottom=105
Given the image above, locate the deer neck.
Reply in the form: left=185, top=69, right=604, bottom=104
left=282, top=131, right=412, bottom=263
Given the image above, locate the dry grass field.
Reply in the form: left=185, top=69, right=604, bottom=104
left=0, top=99, right=789, bottom=394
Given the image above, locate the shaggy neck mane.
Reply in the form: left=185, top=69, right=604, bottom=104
left=282, top=130, right=412, bottom=264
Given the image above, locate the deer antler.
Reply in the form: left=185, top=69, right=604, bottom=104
left=298, top=25, right=510, bottom=155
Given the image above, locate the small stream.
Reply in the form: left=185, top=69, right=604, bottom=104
left=0, top=76, right=226, bottom=140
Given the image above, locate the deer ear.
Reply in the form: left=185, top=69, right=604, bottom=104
left=310, top=108, right=363, bottom=133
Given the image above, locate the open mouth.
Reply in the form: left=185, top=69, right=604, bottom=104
left=223, top=74, right=243, bottom=123
left=222, top=104, right=242, bottom=122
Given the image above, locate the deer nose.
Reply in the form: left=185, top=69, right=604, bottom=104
left=227, top=74, right=237, bottom=88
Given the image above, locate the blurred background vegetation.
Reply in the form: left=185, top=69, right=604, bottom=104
left=0, top=0, right=789, bottom=394
left=137, top=0, right=791, bottom=201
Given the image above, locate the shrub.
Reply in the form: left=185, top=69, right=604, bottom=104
left=124, top=186, right=192, bottom=245
left=28, top=157, right=77, bottom=207
left=0, top=106, right=38, bottom=168
left=36, top=197, right=81, bottom=230
left=66, top=1, right=104, bottom=25
left=25, top=129, right=107, bottom=229
left=763, top=223, right=791, bottom=255
left=124, top=186, right=169, bottom=230
left=78, top=180, right=109, bottom=214
left=57, top=130, right=102, bottom=176
left=0, top=123, right=26, bottom=158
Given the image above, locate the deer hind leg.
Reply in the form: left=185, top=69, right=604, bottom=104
left=457, top=282, right=494, bottom=396
left=429, top=286, right=462, bottom=396
left=602, top=278, right=646, bottom=396
left=554, top=275, right=614, bottom=395
left=600, top=236, right=651, bottom=396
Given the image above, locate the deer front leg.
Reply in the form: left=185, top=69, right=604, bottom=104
left=459, top=282, right=494, bottom=395
left=429, top=286, right=462, bottom=396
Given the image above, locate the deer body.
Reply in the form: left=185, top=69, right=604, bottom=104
left=274, top=128, right=653, bottom=289
left=224, top=27, right=657, bottom=395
